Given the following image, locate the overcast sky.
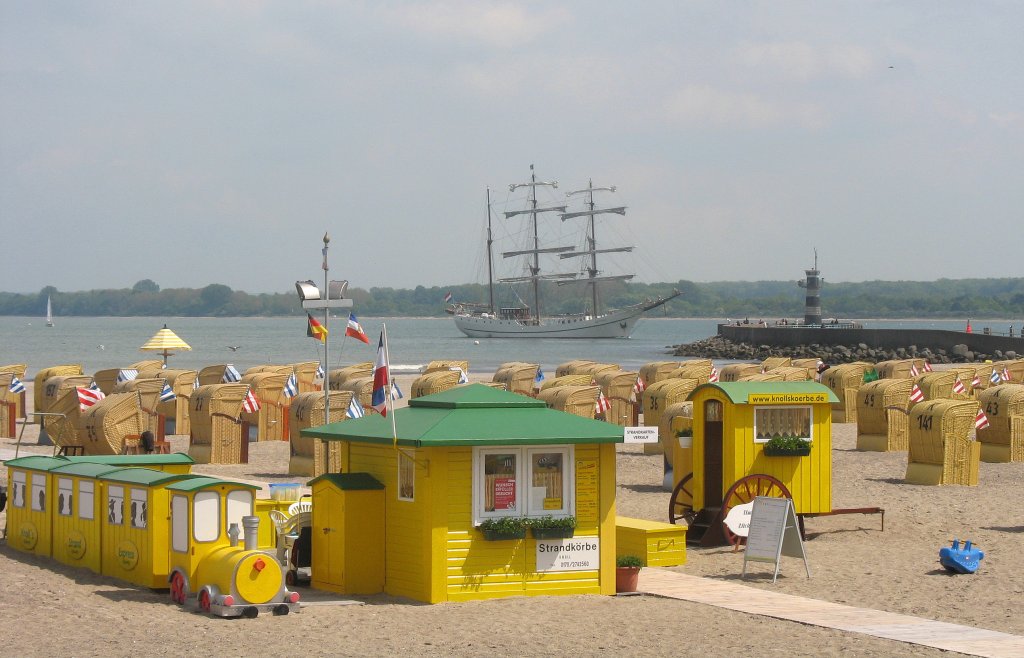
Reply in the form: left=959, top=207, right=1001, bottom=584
left=2, top=2, right=1021, bottom=295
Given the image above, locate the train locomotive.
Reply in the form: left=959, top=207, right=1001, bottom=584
left=4, top=455, right=300, bottom=618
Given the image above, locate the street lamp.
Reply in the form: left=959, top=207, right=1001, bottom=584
left=296, top=232, right=353, bottom=430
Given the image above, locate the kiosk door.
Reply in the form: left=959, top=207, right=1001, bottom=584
left=703, top=400, right=724, bottom=507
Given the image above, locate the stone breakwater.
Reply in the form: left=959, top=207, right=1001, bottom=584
left=672, top=335, right=1018, bottom=365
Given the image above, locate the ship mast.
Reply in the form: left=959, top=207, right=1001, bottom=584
left=486, top=187, right=495, bottom=314
left=505, top=165, right=566, bottom=323
left=561, top=180, right=631, bottom=317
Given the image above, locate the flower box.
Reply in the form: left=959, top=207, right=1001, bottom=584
left=481, top=528, right=527, bottom=541
left=763, top=446, right=811, bottom=457
left=530, top=527, right=575, bottom=540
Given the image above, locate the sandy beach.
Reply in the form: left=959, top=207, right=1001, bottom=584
left=2, top=372, right=1022, bottom=658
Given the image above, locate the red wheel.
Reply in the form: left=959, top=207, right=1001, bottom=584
left=199, top=589, right=212, bottom=613
left=170, top=572, right=186, bottom=605
left=668, top=473, right=696, bottom=525
left=720, top=474, right=792, bottom=549
left=285, top=570, right=297, bottom=587
left=720, top=476, right=790, bottom=548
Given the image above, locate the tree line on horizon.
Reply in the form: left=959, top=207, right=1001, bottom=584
left=2, top=277, right=1022, bottom=319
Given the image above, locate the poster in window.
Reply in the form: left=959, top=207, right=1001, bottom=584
left=493, top=477, right=516, bottom=510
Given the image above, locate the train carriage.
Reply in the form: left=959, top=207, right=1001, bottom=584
left=49, top=461, right=124, bottom=573
left=5, top=455, right=69, bottom=556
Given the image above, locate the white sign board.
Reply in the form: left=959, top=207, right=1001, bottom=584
left=723, top=501, right=754, bottom=538
left=624, top=426, right=659, bottom=444
left=535, top=537, right=601, bottom=572
left=741, top=497, right=810, bottom=583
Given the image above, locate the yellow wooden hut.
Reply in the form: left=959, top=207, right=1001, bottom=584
left=301, top=384, right=624, bottom=603
left=49, top=461, right=124, bottom=573
left=674, top=382, right=837, bottom=546
left=4, top=455, right=69, bottom=557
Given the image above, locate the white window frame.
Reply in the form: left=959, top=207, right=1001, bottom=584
left=130, top=488, right=148, bottom=529
left=30, top=474, right=45, bottom=512
left=79, top=480, right=94, bottom=520
left=171, top=495, right=188, bottom=553
left=107, top=485, right=124, bottom=525
left=226, top=490, right=253, bottom=534
left=58, top=478, right=73, bottom=517
left=472, top=445, right=574, bottom=524
left=193, top=491, right=220, bottom=543
left=12, top=471, right=26, bottom=508
left=753, top=405, right=814, bottom=443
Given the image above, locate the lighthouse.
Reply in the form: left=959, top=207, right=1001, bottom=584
left=797, top=250, right=822, bottom=326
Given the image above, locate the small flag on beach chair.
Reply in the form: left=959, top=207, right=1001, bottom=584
left=315, top=363, right=325, bottom=381
left=923, top=361, right=933, bottom=372
left=990, top=369, right=1001, bottom=385
left=77, top=386, right=105, bottom=411
left=390, top=378, right=404, bottom=400
left=116, top=369, right=139, bottom=384
left=8, top=376, right=25, bottom=393
left=241, top=387, right=261, bottom=413
left=346, top=396, right=364, bottom=418
left=159, top=381, right=176, bottom=402
left=595, top=391, right=611, bottom=415
left=534, top=367, right=546, bottom=386
left=975, top=408, right=990, bottom=431
left=193, top=375, right=201, bottom=390
left=223, top=365, right=242, bottom=383
left=909, top=383, right=925, bottom=403
left=952, top=376, right=966, bottom=395
left=283, top=373, right=298, bottom=399
left=708, top=367, right=719, bottom=383
left=971, top=375, right=982, bottom=390
left=450, top=367, right=469, bottom=384
left=1002, top=367, right=1012, bottom=382
left=909, top=363, right=920, bottom=377
left=633, top=375, right=646, bottom=394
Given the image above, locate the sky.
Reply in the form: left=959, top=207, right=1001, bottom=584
left=1, top=1, right=1021, bottom=295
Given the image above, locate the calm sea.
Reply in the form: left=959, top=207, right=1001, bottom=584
left=0, top=315, right=1010, bottom=378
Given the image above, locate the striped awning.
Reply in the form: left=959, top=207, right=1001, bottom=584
left=140, top=325, right=192, bottom=353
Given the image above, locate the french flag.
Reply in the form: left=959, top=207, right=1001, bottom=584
left=371, top=330, right=390, bottom=416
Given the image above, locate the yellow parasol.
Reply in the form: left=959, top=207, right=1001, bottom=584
left=140, top=324, right=192, bottom=365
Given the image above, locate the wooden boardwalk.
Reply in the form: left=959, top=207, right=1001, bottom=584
left=638, top=569, right=1024, bottom=658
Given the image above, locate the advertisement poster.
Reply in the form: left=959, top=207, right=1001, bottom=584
left=494, top=477, right=516, bottom=510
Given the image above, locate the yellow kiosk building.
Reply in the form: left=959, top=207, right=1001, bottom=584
left=302, top=384, right=624, bottom=604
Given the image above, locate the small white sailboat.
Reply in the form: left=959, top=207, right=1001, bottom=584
left=46, top=295, right=54, bottom=327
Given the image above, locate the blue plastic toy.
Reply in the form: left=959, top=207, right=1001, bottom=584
left=939, top=538, right=984, bottom=574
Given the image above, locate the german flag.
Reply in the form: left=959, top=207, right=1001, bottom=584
left=307, top=313, right=328, bottom=342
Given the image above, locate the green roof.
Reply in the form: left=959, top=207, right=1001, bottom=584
left=66, top=452, right=194, bottom=466
left=99, top=468, right=196, bottom=487
left=3, top=455, right=70, bottom=471
left=307, top=472, right=384, bottom=490
left=165, top=476, right=260, bottom=493
left=688, top=381, right=840, bottom=404
left=302, top=384, right=624, bottom=447
left=51, top=462, right=128, bottom=478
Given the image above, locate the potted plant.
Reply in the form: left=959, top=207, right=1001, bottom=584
left=676, top=427, right=693, bottom=449
left=527, top=515, right=576, bottom=539
left=615, top=555, right=644, bottom=593
left=477, top=516, right=528, bottom=541
left=763, top=435, right=812, bottom=457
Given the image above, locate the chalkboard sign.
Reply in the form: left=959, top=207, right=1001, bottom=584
left=741, top=496, right=810, bottom=583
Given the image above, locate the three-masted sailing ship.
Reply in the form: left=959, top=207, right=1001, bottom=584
left=450, top=165, right=679, bottom=338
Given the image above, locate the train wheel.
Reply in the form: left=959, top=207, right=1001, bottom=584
left=170, top=572, right=186, bottom=605
left=285, top=570, right=297, bottom=587
left=720, top=474, right=792, bottom=549
left=668, top=473, right=697, bottom=525
left=199, top=589, right=212, bottom=613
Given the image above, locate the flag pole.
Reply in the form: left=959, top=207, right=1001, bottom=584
left=322, top=232, right=331, bottom=425
left=382, top=322, right=399, bottom=447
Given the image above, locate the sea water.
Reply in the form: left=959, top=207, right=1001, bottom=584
left=0, top=315, right=1009, bottom=377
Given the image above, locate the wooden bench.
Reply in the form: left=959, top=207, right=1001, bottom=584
left=616, top=516, right=687, bottom=567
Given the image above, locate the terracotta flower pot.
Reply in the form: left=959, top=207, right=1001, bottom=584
left=615, top=566, right=640, bottom=593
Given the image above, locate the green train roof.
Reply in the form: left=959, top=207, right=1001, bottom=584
left=98, top=468, right=197, bottom=487
left=65, top=452, right=194, bottom=466
left=165, top=476, right=260, bottom=492
left=3, top=455, right=70, bottom=471
left=302, top=384, right=624, bottom=447
left=50, top=462, right=128, bottom=478
left=307, top=472, right=384, bottom=490
left=688, top=381, right=840, bottom=404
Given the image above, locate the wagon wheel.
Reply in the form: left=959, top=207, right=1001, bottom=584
left=169, top=572, right=186, bottom=605
left=199, top=589, right=212, bottom=613
left=720, top=474, right=792, bottom=550
left=668, top=473, right=697, bottom=525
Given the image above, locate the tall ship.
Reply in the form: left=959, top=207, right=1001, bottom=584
left=449, top=165, right=679, bottom=339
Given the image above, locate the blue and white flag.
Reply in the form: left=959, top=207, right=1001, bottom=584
left=193, top=375, right=201, bottom=390
left=315, top=363, right=325, bottom=381
left=450, top=367, right=469, bottom=384
left=346, top=396, right=365, bottom=419
left=116, top=369, right=139, bottom=384
left=9, top=376, right=25, bottom=394
left=990, top=369, right=1001, bottom=385
left=390, top=377, right=404, bottom=400
left=534, top=367, right=546, bottom=385
left=223, top=364, right=242, bottom=383
left=89, top=380, right=101, bottom=391
left=159, top=381, right=176, bottom=402
left=283, top=373, right=298, bottom=398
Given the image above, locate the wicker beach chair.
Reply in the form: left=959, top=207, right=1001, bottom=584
left=39, top=375, right=93, bottom=448
left=594, top=370, right=641, bottom=426
left=188, top=383, right=250, bottom=464
left=905, top=399, right=980, bottom=485
left=760, top=357, right=791, bottom=372
left=822, top=363, right=871, bottom=423
left=80, top=392, right=145, bottom=455
left=642, top=378, right=700, bottom=454
left=856, top=378, right=914, bottom=451
left=492, top=362, right=540, bottom=395
left=0, top=364, right=28, bottom=419
left=639, top=361, right=685, bottom=387
left=719, top=363, right=762, bottom=382
left=33, top=365, right=84, bottom=421
left=422, top=360, right=470, bottom=375
left=240, top=372, right=290, bottom=441
left=411, top=370, right=462, bottom=398
left=113, top=377, right=164, bottom=437
left=555, top=360, right=598, bottom=378
left=539, top=374, right=594, bottom=391
left=288, top=390, right=353, bottom=477
left=289, top=361, right=322, bottom=394
left=328, top=363, right=374, bottom=391
left=976, top=384, right=1024, bottom=462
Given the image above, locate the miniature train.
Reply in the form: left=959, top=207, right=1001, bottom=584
left=4, top=454, right=300, bottom=618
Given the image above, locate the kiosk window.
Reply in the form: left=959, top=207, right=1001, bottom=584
left=11, top=471, right=26, bottom=508
left=754, top=406, right=812, bottom=443
left=473, top=446, right=574, bottom=521
left=31, top=475, right=45, bottom=512
left=107, top=486, right=124, bottom=525
left=130, top=489, right=148, bottom=529
left=398, top=451, right=415, bottom=501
